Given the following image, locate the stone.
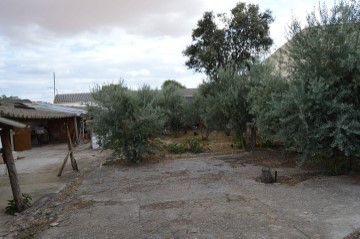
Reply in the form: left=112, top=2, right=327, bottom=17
left=50, top=222, right=59, bottom=227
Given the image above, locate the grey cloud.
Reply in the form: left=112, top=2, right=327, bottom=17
left=0, top=0, right=204, bottom=41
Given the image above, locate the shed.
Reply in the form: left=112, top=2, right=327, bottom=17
left=0, top=99, right=80, bottom=151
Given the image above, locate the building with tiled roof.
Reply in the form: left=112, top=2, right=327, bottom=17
left=180, top=88, right=198, bottom=100
left=54, top=93, right=93, bottom=107
left=54, top=88, right=198, bottom=106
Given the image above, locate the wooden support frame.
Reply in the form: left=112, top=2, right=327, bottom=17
left=58, top=122, right=79, bottom=177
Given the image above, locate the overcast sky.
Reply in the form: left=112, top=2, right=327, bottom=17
left=0, top=0, right=334, bottom=102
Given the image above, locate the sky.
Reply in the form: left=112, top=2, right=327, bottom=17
left=0, top=0, right=334, bottom=103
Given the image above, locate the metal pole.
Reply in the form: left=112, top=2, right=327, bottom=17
left=53, top=72, right=56, bottom=98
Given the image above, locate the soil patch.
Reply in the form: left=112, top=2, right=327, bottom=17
left=140, top=200, right=186, bottom=211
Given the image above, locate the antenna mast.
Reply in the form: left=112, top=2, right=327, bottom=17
left=53, top=72, right=56, bottom=98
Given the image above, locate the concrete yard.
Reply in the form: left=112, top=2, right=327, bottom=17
left=1, top=146, right=360, bottom=238
left=0, top=142, right=103, bottom=237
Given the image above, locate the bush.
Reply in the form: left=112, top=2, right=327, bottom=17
left=186, top=137, right=206, bottom=154
left=5, top=193, right=32, bottom=215
left=167, top=137, right=207, bottom=154
left=249, top=1, right=360, bottom=167
left=167, top=143, right=187, bottom=154
left=90, top=82, right=166, bottom=163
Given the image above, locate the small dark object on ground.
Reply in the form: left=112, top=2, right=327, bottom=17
left=261, top=167, right=274, bottom=183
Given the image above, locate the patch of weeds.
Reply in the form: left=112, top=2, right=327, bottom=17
left=5, top=193, right=32, bottom=215
left=231, top=139, right=242, bottom=149
left=186, top=137, right=206, bottom=154
left=314, top=153, right=348, bottom=176
left=167, top=137, right=207, bottom=154
left=167, top=143, right=187, bottom=154
left=260, top=139, right=274, bottom=148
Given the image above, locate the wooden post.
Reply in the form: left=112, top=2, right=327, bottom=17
left=67, top=124, right=79, bottom=172
left=1, top=128, right=24, bottom=212
left=57, top=151, right=70, bottom=177
left=73, top=116, right=79, bottom=145
left=10, top=129, right=14, bottom=151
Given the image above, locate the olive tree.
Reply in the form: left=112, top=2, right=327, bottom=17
left=90, top=82, right=165, bottom=163
left=183, top=2, right=273, bottom=80
left=251, top=1, right=360, bottom=168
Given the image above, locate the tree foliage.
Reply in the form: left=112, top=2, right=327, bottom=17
left=90, top=82, right=165, bottom=163
left=158, top=83, right=185, bottom=133
left=248, top=62, right=289, bottom=140
left=202, top=67, right=253, bottom=145
left=161, top=80, right=186, bottom=89
left=250, top=0, right=360, bottom=165
left=183, top=2, right=274, bottom=80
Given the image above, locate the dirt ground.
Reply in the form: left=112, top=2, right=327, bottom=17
left=1, top=135, right=360, bottom=239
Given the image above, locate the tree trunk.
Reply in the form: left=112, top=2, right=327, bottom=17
left=236, top=129, right=245, bottom=150
left=199, top=122, right=208, bottom=140
left=1, top=128, right=24, bottom=212
left=251, top=126, right=256, bottom=152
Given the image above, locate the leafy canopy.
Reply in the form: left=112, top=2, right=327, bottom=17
left=90, top=82, right=165, bottom=163
left=161, top=80, right=186, bottom=89
left=250, top=0, right=360, bottom=163
left=183, top=2, right=274, bottom=80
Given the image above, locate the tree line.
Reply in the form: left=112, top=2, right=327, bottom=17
left=91, top=1, right=360, bottom=171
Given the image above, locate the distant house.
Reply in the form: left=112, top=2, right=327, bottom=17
left=266, top=24, right=360, bottom=78
left=265, top=42, right=291, bottom=78
left=54, top=93, right=94, bottom=107
left=54, top=89, right=198, bottom=106
left=53, top=88, right=198, bottom=149
left=180, top=88, right=198, bottom=100
left=0, top=98, right=84, bottom=151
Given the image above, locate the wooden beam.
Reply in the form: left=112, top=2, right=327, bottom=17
left=0, top=127, right=24, bottom=212
left=73, top=116, right=79, bottom=145
left=0, top=116, right=27, bottom=128
left=57, top=124, right=79, bottom=176
left=57, top=151, right=70, bottom=177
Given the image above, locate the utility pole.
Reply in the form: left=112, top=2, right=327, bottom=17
left=53, top=72, right=56, bottom=98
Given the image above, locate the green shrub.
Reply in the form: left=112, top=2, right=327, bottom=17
left=167, top=143, right=187, bottom=154
left=167, top=137, right=207, bottom=154
left=90, top=82, right=165, bottom=163
left=314, top=153, right=348, bottom=176
left=260, top=140, right=274, bottom=148
left=5, top=193, right=32, bottom=215
left=186, top=137, right=206, bottom=154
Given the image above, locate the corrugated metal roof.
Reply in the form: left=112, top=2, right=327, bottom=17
left=54, top=93, right=93, bottom=104
left=0, top=101, right=76, bottom=119
left=25, top=102, right=87, bottom=116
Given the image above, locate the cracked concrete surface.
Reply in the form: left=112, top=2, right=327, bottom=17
left=29, top=152, right=360, bottom=239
